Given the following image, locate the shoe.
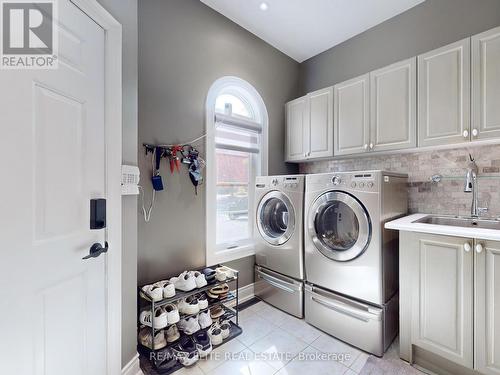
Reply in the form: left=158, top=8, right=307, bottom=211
left=140, top=284, right=164, bottom=302
left=216, top=266, right=236, bottom=279
left=198, top=310, right=213, bottom=329
left=178, top=316, right=201, bottom=335
left=166, top=324, right=180, bottom=343
left=210, top=305, right=224, bottom=319
left=156, top=280, right=176, bottom=298
left=178, top=296, right=200, bottom=315
left=220, top=320, right=231, bottom=339
left=201, top=268, right=217, bottom=284
left=193, top=331, right=212, bottom=358
left=172, top=336, right=199, bottom=366
left=170, top=271, right=197, bottom=292
left=138, top=327, right=167, bottom=350
left=208, top=283, right=229, bottom=296
left=196, top=293, right=208, bottom=310
left=164, top=304, right=180, bottom=324
left=208, top=323, right=223, bottom=346
left=189, top=271, right=207, bottom=288
left=140, top=307, right=168, bottom=329
left=154, top=347, right=178, bottom=373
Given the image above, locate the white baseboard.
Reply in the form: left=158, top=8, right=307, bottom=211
left=227, top=283, right=255, bottom=308
left=122, top=353, right=143, bottom=375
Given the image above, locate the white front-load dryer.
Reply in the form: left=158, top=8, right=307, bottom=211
left=254, top=175, right=305, bottom=318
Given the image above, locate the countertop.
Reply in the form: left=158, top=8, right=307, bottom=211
left=385, top=213, right=500, bottom=241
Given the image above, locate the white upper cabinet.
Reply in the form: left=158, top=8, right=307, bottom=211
left=334, top=74, right=370, bottom=156
left=418, top=39, right=471, bottom=147
left=285, top=96, right=308, bottom=162
left=472, top=26, right=500, bottom=140
left=285, top=87, right=333, bottom=162
left=370, top=57, right=417, bottom=152
left=307, top=87, right=334, bottom=159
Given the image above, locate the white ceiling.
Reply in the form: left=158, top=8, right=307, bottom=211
left=200, top=0, right=425, bottom=62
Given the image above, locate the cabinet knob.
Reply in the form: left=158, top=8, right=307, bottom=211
left=463, top=242, right=472, bottom=252
left=369, top=143, right=374, bottom=150
left=475, top=243, right=484, bottom=254
left=463, top=130, right=469, bottom=138
left=364, top=144, right=368, bottom=150
left=472, top=128, right=479, bottom=137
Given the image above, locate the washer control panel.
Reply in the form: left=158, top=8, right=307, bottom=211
left=256, top=176, right=302, bottom=190
left=326, top=172, right=378, bottom=191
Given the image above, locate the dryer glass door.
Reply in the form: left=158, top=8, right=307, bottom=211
left=257, top=191, right=295, bottom=246
left=309, top=191, right=371, bottom=261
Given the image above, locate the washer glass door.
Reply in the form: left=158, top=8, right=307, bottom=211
left=257, top=191, right=295, bottom=246
left=309, top=191, right=371, bottom=261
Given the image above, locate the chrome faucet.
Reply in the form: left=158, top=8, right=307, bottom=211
left=464, top=154, right=487, bottom=218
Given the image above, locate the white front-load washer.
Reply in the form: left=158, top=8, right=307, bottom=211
left=254, top=175, right=305, bottom=318
left=304, top=171, right=407, bottom=356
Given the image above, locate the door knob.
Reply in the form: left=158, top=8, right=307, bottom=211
left=475, top=243, right=483, bottom=254
left=463, top=130, right=469, bottom=138
left=472, top=128, right=479, bottom=137
left=463, top=242, right=472, bottom=252
left=369, top=143, right=374, bottom=150
left=83, top=242, right=108, bottom=260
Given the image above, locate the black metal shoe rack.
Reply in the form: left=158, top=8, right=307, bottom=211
left=137, top=265, right=242, bottom=375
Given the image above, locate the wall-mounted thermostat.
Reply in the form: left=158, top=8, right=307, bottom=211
left=121, top=165, right=140, bottom=195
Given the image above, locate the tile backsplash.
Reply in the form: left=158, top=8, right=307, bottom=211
left=299, top=144, right=500, bottom=217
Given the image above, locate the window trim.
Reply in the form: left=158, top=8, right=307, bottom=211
left=205, top=76, right=268, bottom=265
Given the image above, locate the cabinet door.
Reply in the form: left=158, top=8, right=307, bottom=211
left=370, top=58, right=416, bottom=152
left=307, top=87, right=334, bottom=159
left=418, top=39, right=471, bottom=147
left=472, top=26, right=500, bottom=140
left=475, top=239, right=500, bottom=375
left=334, top=74, right=370, bottom=156
left=285, top=96, right=308, bottom=162
left=411, top=233, right=473, bottom=368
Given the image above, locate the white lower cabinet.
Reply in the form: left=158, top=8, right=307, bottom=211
left=401, top=232, right=500, bottom=374
left=475, top=240, right=500, bottom=375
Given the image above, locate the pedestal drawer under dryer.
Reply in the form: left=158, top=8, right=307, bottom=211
left=255, top=265, right=304, bottom=318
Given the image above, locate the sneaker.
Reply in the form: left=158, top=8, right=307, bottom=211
left=178, top=316, right=201, bottom=335
left=140, top=307, right=168, bottom=329
left=138, top=327, right=167, bottom=350
left=198, top=310, right=213, bottom=329
left=153, top=347, right=178, bottom=373
left=215, top=268, right=227, bottom=281
left=201, top=268, right=217, bottom=284
left=164, top=304, right=180, bottom=324
left=140, top=284, right=164, bottom=302
left=189, top=271, right=207, bottom=288
left=210, top=305, right=224, bottom=319
left=178, top=296, right=199, bottom=315
left=193, top=331, right=212, bottom=358
left=156, top=280, right=176, bottom=298
left=170, top=271, right=197, bottom=292
left=196, top=293, right=208, bottom=310
left=166, top=324, right=180, bottom=343
left=216, top=266, right=236, bottom=279
left=172, top=336, right=199, bottom=367
left=208, top=323, right=223, bottom=346
left=220, top=320, right=231, bottom=339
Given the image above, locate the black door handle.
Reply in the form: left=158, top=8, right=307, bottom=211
left=83, top=241, right=108, bottom=260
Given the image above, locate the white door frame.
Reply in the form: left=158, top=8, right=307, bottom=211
left=69, top=1, right=122, bottom=374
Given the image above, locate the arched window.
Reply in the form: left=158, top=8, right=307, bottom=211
left=206, top=77, right=268, bottom=264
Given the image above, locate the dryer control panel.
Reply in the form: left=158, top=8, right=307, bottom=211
left=255, top=175, right=304, bottom=191
left=327, top=172, right=378, bottom=192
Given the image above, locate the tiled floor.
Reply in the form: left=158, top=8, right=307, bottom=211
left=169, top=301, right=424, bottom=375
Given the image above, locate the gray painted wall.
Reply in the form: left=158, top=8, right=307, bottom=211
left=138, top=0, right=299, bottom=286
left=96, top=0, right=138, bottom=368
left=300, top=0, right=500, bottom=94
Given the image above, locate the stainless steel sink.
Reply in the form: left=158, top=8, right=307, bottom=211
left=413, top=215, right=500, bottom=230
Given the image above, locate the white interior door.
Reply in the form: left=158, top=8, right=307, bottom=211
left=0, top=1, right=107, bottom=374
